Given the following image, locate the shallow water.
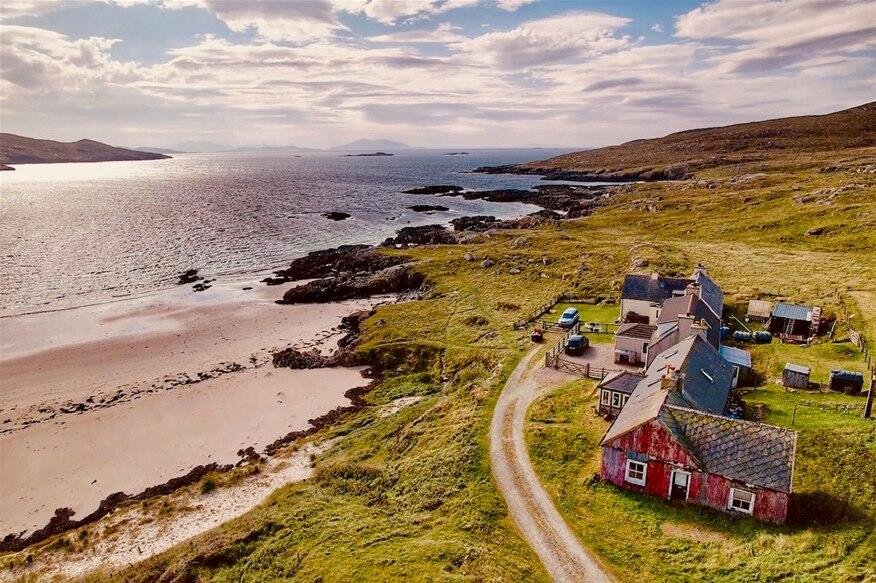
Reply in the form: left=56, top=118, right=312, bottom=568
left=0, top=149, right=579, bottom=316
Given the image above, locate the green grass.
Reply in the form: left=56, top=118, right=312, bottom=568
left=12, top=149, right=872, bottom=581
left=526, top=379, right=876, bottom=582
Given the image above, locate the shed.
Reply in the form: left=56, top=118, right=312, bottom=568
left=828, top=370, right=864, bottom=395
left=767, top=302, right=821, bottom=342
left=783, top=363, right=811, bottom=389
left=614, top=322, right=656, bottom=366
left=746, top=300, right=772, bottom=322
left=719, top=345, right=753, bottom=388
left=597, top=371, right=645, bottom=417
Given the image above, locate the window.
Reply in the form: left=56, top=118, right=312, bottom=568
left=601, top=390, right=610, bottom=405
left=611, top=391, right=622, bottom=408
left=642, top=342, right=648, bottom=354
left=728, top=488, right=755, bottom=514
left=625, top=459, right=647, bottom=486
left=622, top=394, right=629, bottom=406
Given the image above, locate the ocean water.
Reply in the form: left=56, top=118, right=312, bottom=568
left=0, top=148, right=577, bottom=316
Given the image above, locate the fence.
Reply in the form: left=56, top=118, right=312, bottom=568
left=512, top=293, right=611, bottom=330
left=543, top=322, right=619, bottom=380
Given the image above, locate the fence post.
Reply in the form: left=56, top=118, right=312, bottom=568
left=864, top=369, right=874, bottom=419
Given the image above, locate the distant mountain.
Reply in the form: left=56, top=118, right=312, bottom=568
left=332, top=138, right=411, bottom=151
left=515, top=101, right=875, bottom=180
left=0, top=134, right=170, bottom=168
left=135, top=146, right=183, bottom=155
left=233, top=144, right=320, bottom=153
left=171, top=140, right=229, bottom=153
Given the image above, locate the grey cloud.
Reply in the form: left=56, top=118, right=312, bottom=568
left=585, top=77, right=643, bottom=91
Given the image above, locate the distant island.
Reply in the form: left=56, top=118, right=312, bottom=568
left=342, top=151, right=394, bottom=157
left=135, top=146, right=183, bottom=155
left=445, top=152, right=470, bottom=156
left=333, top=138, right=410, bottom=151
left=0, top=134, right=170, bottom=169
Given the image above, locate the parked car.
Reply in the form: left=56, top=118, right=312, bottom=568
left=530, top=325, right=544, bottom=343
left=565, top=334, right=589, bottom=355
left=557, top=307, right=579, bottom=329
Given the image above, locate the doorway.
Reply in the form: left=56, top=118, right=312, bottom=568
left=670, top=470, right=690, bottom=501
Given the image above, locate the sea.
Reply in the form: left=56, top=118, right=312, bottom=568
left=0, top=148, right=581, bottom=317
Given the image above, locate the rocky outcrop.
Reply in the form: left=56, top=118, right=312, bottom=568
left=381, top=224, right=459, bottom=247
left=409, top=204, right=450, bottom=212
left=265, top=245, right=409, bottom=286
left=323, top=211, right=351, bottom=221
left=403, top=185, right=463, bottom=195
left=405, top=183, right=622, bottom=215
left=177, top=269, right=202, bottom=285
left=278, top=264, right=425, bottom=304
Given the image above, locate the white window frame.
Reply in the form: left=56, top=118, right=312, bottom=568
left=728, top=487, right=755, bottom=515
left=611, top=391, right=622, bottom=408
left=601, top=389, right=610, bottom=405
left=625, top=459, right=647, bottom=486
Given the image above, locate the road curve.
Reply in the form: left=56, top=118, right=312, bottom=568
left=490, top=349, right=613, bottom=583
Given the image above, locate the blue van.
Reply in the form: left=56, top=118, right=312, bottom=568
left=558, top=307, right=579, bottom=329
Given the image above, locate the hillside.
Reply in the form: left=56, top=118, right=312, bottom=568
left=0, top=134, right=171, bottom=167
left=515, top=101, right=875, bottom=180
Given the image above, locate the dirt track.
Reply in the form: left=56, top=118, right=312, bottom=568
left=490, top=349, right=612, bottom=582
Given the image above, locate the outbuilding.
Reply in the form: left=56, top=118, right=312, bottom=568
left=597, top=370, right=645, bottom=417
left=767, top=302, right=822, bottom=343
left=783, top=363, right=811, bottom=389
left=719, top=345, right=753, bottom=388
left=746, top=300, right=773, bottom=322
left=614, top=323, right=656, bottom=365
left=828, top=370, right=865, bottom=395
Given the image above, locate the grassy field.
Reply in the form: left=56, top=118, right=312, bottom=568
left=526, top=377, right=875, bottom=582
left=6, top=145, right=873, bottom=581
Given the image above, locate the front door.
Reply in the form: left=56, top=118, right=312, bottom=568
left=670, top=470, right=690, bottom=501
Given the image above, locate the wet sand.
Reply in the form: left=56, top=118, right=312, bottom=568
left=0, top=274, right=380, bottom=536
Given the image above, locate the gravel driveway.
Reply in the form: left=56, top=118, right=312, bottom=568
left=490, top=348, right=613, bottom=582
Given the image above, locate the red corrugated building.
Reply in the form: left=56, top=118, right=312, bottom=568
left=599, top=338, right=797, bottom=524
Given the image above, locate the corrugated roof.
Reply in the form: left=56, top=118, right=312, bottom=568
left=747, top=299, right=773, bottom=318
left=719, top=345, right=752, bottom=368
left=616, top=322, right=656, bottom=339
left=772, top=302, right=813, bottom=321
left=663, top=406, right=797, bottom=493
left=784, top=363, right=810, bottom=374
left=598, top=371, right=646, bottom=395
left=621, top=274, right=692, bottom=304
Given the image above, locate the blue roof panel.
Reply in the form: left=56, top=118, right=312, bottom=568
left=772, top=302, right=812, bottom=321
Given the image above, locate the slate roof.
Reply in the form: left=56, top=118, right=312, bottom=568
left=719, top=345, right=752, bottom=368
left=616, top=322, right=657, bottom=340
left=598, top=371, right=646, bottom=395
left=772, top=302, right=813, bottom=321
left=621, top=274, right=692, bottom=304
left=661, top=406, right=797, bottom=493
left=692, top=267, right=724, bottom=318
left=600, top=335, right=734, bottom=444
left=657, top=293, right=721, bottom=347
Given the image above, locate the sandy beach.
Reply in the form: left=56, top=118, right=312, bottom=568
left=0, top=274, right=380, bottom=537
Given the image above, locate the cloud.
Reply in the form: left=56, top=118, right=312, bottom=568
left=369, top=22, right=467, bottom=43
left=675, top=0, right=876, bottom=73
left=0, top=0, right=66, bottom=19
left=458, top=11, right=632, bottom=69
left=651, top=23, right=663, bottom=33
left=495, top=0, right=535, bottom=11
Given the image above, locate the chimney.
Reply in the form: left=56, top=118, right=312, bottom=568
left=677, top=313, right=695, bottom=338
left=661, top=365, right=681, bottom=391
left=690, top=319, right=709, bottom=341
left=651, top=272, right=660, bottom=281
left=693, top=262, right=706, bottom=277
left=685, top=283, right=700, bottom=297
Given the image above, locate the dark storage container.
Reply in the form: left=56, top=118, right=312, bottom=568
left=828, top=370, right=864, bottom=395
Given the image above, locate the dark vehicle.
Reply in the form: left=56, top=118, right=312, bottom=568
left=565, top=334, right=589, bottom=355
left=530, top=325, right=544, bottom=343
left=558, top=307, right=580, bottom=330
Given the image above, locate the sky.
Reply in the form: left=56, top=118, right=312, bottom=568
left=1, top=0, right=874, bottom=149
